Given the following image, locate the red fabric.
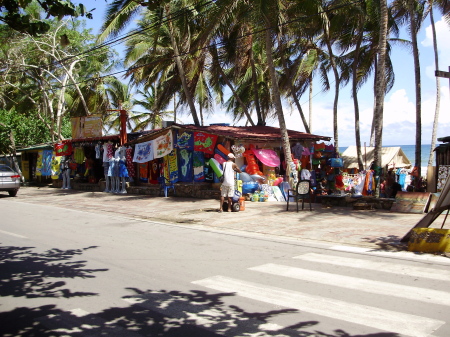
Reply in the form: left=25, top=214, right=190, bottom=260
left=194, top=132, right=218, bottom=154
left=54, top=143, right=73, bottom=156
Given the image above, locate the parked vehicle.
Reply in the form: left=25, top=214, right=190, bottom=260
left=0, top=164, right=21, bottom=197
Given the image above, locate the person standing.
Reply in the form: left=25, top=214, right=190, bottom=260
left=219, top=153, right=242, bottom=212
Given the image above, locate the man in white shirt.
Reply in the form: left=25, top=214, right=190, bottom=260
left=219, top=153, right=242, bottom=212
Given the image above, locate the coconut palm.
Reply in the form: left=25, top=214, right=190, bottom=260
left=98, top=0, right=202, bottom=126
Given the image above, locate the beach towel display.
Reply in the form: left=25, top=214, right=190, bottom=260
left=138, top=162, right=149, bottom=183
left=35, top=151, right=43, bottom=176
left=176, top=131, right=194, bottom=150
left=154, top=130, right=174, bottom=159
left=51, top=153, right=61, bottom=179
left=126, top=147, right=135, bottom=178
left=167, top=149, right=179, bottom=183
left=194, top=132, right=218, bottom=154
left=149, top=159, right=159, bottom=184
left=54, top=142, right=73, bottom=156
left=204, top=160, right=214, bottom=182
left=193, top=151, right=205, bottom=182
left=178, top=149, right=193, bottom=182
left=133, top=140, right=154, bottom=163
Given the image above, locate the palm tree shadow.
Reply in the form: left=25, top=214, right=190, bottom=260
left=0, top=245, right=107, bottom=298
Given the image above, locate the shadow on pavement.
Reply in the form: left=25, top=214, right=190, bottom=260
left=0, top=245, right=107, bottom=298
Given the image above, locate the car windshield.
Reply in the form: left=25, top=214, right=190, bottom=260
left=0, top=165, right=14, bottom=172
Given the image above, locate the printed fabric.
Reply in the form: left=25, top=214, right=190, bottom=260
left=126, top=147, right=136, bottom=177
left=154, top=130, right=173, bottom=159
left=194, top=132, right=218, bottom=154
left=54, top=143, right=73, bottom=156
left=133, top=141, right=154, bottom=163
left=176, top=131, right=194, bottom=150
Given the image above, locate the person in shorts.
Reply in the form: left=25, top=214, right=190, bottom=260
left=219, top=153, right=242, bottom=212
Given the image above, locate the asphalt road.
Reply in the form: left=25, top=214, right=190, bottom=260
left=1, top=197, right=450, bottom=337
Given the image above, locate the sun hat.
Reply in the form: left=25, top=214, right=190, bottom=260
left=228, top=153, right=235, bottom=159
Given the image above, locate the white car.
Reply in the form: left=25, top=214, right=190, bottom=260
left=0, top=164, right=21, bottom=197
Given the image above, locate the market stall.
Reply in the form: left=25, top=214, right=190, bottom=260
left=127, top=123, right=331, bottom=200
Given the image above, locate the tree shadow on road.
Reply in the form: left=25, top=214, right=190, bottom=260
left=0, top=245, right=107, bottom=298
left=0, top=286, right=400, bottom=337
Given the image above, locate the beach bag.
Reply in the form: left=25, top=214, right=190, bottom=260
left=330, top=158, right=343, bottom=168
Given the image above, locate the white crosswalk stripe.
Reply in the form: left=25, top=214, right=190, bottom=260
left=191, top=248, right=450, bottom=337
left=192, top=275, right=444, bottom=337
left=329, top=245, right=450, bottom=264
left=249, top=263, right=450, bottom=306
left=293, top=252, right=450, bottom=281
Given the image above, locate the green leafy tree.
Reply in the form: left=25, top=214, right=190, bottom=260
left=0, top=0, right=93, bottom=35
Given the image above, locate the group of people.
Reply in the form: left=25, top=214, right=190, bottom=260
left=379, top=171, right=402, bottom=198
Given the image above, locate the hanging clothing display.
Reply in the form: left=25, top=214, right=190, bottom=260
left=126, top=147, right=136, bottom=178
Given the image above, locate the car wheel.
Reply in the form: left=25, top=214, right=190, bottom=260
left=8, top=189, right=18, bottom=197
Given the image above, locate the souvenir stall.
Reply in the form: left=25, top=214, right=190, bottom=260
left=17, top=143, right=54, bottom=184
left=53, top=135, right=123, bottom=190
left=340, top=146, right=413, bottom=196
left=127, top=123, right=331, bottom=200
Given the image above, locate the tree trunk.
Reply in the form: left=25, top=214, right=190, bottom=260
left=373, top=0, right=388, bottom=175
left=167, top=19, right=200, bottom=126
left=323, top=15, right=340, bottom=149
left=250, top=43, right=265, bottom=126
left=264, top=26, right=294, bottom=184
left=428, top=5, right=440, bottom=167
left=409, top=0, right=422, bottom=178
left=309, top=74, right=313, bottom=132
left=352, top=24, right=364, bottom=171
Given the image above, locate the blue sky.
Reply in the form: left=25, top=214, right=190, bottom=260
left=82, top=0, right=450, bottom=146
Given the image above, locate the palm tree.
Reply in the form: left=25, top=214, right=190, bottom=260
left=424, top=0, right=450, bottom=167
left=98, top=0, right=202, bottom=126
left=373, top=0, right=389, bottom=179
left=132, top=86, right=174, bottom=130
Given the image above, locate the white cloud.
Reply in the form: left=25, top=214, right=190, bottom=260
left=421, top=19, right=450, bottom=80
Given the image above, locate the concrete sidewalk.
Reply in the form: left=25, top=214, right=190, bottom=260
left=5, top=186, right=431, bottom=251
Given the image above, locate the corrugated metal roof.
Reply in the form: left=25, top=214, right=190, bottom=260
left=341, top=146, right=412, bottom=169
left=128, top=123, right=331, bottom=145
left=61, top=135, right=120, bottom=143
left=17, top=143, right=53, bottom=151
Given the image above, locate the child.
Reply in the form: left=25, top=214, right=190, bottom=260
left=318, top=178, right=328, bottom=195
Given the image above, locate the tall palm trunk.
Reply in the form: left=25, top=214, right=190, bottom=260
left=167, top=18, right=201, bottom=126
left=408, top=0, right=422, bottom=178
left=309, top=74, right=313, bottom=132
left=352, top=24, right=364, bottom=171
left=428, top=4, right=440, bottom=167
left=264, top=26, right=293, bottom=182
left=373, top=0, right=388, bottom=179
left=249, top=37, right=265, bottom=126
left=322, top=13, right=340, bottom=149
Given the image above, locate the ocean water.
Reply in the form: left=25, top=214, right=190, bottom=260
left=339, top=144, right=434, bottom=171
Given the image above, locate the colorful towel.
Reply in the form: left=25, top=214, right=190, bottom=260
left=194, top=132, right=218, bottom=154
left=154, top=130, right=174, bottom=159
left=133, top=141, right=154, bottom=163
left=176, top=131, right=194, bottom=150
left=178, top=149, right=193, bottom=182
